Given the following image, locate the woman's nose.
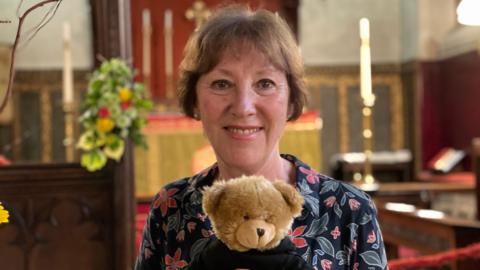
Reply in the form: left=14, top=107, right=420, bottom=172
left=231, top=86, right=256, bottom=117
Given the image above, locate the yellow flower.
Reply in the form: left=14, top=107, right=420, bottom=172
left=96, top=118, right=115, bottom=133
left=118, top=87, right=133, bottom=102
left=0, top=202, right=9, bottom=224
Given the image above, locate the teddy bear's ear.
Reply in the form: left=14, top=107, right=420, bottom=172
left=272, top=181, right=304, bottom=217
left=202, top=182, right=227, bottom=218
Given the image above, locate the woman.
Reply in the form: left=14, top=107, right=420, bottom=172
left=136, top=5, right=387, bottom=270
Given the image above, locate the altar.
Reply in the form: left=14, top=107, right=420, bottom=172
left=134, top=111, right=322, bottom=197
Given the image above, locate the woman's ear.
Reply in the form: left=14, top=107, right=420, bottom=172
left=287, top=103, right=294, bottom=120
left=193, top=107, right=201, bottom=120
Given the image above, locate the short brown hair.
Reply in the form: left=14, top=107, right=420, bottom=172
left=177, top=5, right=307, bottom=121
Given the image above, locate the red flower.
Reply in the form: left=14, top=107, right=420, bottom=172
left=353, top=262, right=359, bottom=270
left=299, top=167, right=319, bottom=184
left=165, top=248, right=188, bottom=270
left=348, top=199, right=361, bottom=211
left=97, top=107, right=110, bottom=118
left=153, top=188, right=179, bottom=216
left=324, top=196, right=336, bottom=208
left=330, top=226, right=341, bottom=239
left=288, top=226, right=308, bottom=248
left=367, top=230, right=376, bottom=243
left=321, top=259, right=332, bottom=270
left=121, top=101, right=131, bottom=110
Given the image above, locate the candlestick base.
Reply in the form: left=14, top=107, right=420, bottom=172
left=354, top=173, right=379, bottom=192
left=63, top=102, right=76, bottom=162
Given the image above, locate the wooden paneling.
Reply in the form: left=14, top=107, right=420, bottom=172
left=306, top=65, right=405, bottom=174
left=0, top=158, right=135, bottom=270
left=420, top=51, right=480, bottom=169
left=6, top=71, right=89, bottom=163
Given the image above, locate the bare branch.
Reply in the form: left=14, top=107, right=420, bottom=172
left=0, top=0, right=63, bottom=113
left=22, top=1, right=62, bottom=48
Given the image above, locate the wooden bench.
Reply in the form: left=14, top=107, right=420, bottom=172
left=0, top=159, right=135, bottom=270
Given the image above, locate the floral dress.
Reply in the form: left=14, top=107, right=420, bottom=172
left=135, top=154, right=388, bottom=270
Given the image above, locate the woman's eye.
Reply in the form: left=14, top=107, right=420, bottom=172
left=243, top=215, right=249, bottom=220
left=257, top=79, right=275, bottom=90
left=211, top=80, right=232, bottom=90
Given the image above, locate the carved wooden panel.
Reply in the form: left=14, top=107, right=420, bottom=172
left=0, top=162, right=134, bottom=270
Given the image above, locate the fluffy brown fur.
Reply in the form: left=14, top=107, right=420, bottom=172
left=202, top=175, right=304, bottom=252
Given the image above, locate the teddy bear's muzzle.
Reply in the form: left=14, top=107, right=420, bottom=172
left=235, top=220, right=275, bottom=249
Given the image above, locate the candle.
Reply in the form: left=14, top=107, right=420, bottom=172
left=164, top=9, right=173, bottom=76
left=63, top=22, right=74, bottom=104
left=164, top=9, right=172, bottom=29
left=142, top=9, right=151, bottom=76
left=359, top=18, right=372, bottom=103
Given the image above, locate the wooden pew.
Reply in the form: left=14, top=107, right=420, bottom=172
left=0, top=160, right=135, bottom=270
left=378, top=203, right=480, bottom=270
left=375, top=138, right=480, bottom=270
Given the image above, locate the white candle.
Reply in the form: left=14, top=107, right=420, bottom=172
left=359, top=18, right=372, bottom=102
left=164, top=9, right=173, bottom=76
left=164, top=9, right=172, bottom=29
left=142, top=9, right=151, bottom=76
left=63, top=22, right=74, bottom=104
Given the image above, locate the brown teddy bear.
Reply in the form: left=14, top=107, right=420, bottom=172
left=188, top=175, right=313, bottom=270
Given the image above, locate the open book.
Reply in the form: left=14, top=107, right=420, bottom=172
left=427, top=148, right=465, bottom=174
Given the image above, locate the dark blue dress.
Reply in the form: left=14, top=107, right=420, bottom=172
left=135, top=154, right=388, bottom=270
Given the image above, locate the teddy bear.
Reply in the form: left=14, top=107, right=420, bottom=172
left=188, top=175, right=313, bottom=270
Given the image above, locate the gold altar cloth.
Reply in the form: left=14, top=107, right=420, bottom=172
left=135, top=111, right=322, bottom=197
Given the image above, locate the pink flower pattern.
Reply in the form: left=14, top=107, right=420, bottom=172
left=330, top=226, right=341, bottom=239
left=324, top=196, right=336, bottom=208
left=299, top=166, right=320, bottom=184
left=348, top=198, right=361, bottom=211
left=321, top=259, right=332, bottom=270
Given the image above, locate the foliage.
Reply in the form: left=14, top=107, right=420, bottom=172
left=77, top=58, right=153, bottom=171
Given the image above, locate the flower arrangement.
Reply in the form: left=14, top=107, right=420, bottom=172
left=0, top=202, right=9, bottom=224
left=77, top=58, right=153, bottom=171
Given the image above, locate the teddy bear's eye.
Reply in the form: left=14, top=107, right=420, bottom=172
left=243, top=215, right=250, bottom=220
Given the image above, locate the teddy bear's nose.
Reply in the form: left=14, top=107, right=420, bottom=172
left=256, top=228, right=265, bottom=237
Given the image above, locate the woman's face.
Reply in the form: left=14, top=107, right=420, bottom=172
left=195, top=46, right=291, bottom=174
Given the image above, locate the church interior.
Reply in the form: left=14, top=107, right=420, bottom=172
left=1, top=0, right=480, bottom=269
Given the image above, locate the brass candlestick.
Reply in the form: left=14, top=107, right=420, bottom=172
left=63, top=102, right=75, bottom=162
left=358, top=95, right=379, bottom=191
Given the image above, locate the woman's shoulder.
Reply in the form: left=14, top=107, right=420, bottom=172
left=287, top=154, right=376, bottom=217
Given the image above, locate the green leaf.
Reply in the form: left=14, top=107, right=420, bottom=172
left=81, top=150, right=107, bottom=172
